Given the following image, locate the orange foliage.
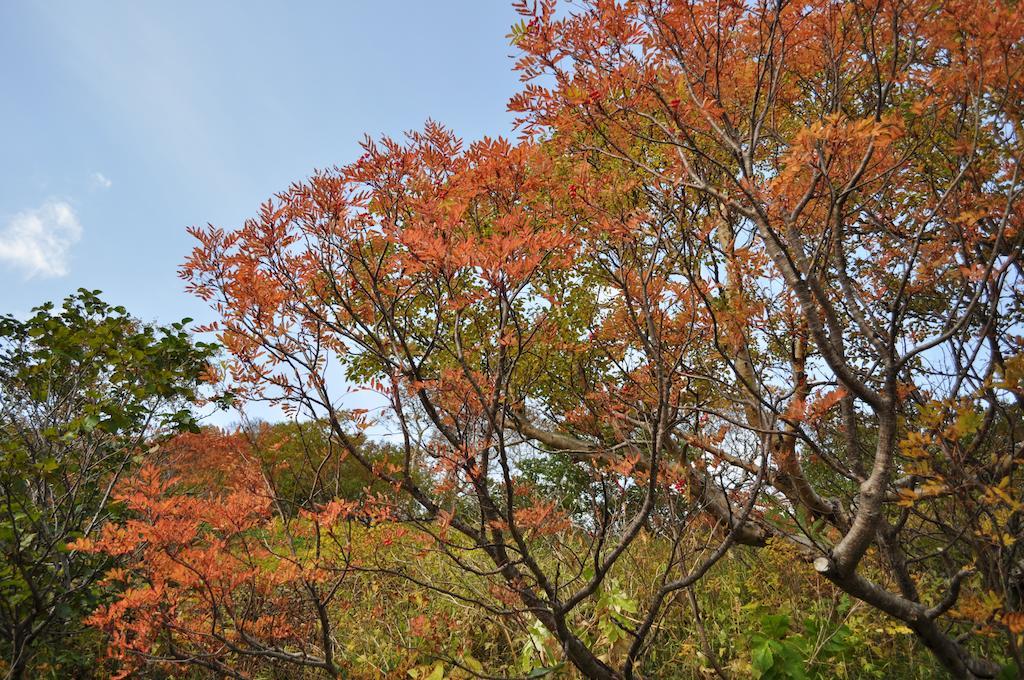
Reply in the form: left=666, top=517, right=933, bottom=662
left=74, top=431, right=365, bottom=677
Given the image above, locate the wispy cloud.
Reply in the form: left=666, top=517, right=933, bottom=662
left=0, top=200, right=83, bottom=278
left=91, top=171, right=112, bottom=189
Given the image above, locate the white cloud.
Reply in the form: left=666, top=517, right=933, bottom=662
left=91, top=172, right=112, bottom=189
left=0, top=201, right=83, bottom=278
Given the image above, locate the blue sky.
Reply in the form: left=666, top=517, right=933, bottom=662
left=0, top=1, right=522, bottom=326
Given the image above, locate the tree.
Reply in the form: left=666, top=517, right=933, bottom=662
left=175, top=1, right=1024, bottom=677
left=241, top=419, right=397, bottom=511
left=77, top=425, right=412, bottom=678
left=0, top=290, right=217, bottom=678
left=506, top=1, right=1024, bottom=675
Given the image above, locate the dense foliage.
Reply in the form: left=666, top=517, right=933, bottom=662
left=0, top=291, right=217, bottom=678
left=176, top=0, right=1024, bottom=677
left=3, top=0, right=1023, bottom=678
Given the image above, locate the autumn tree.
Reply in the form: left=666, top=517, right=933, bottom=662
left=0, top=291, right=217, bottom=679
left=170, top=1, right=1024, bottom=677
left=507, top=0, right=1024, bottom=675
left=76, top=424, right=418, bottom=678
left=243, top=419, right=397, bottom=511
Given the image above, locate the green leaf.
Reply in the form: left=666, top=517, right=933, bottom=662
left=752, top=641, right=774, bottom=673
left=462, top=655, right=484, bottom=674
left=760, top=613, right=791, bottom=638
